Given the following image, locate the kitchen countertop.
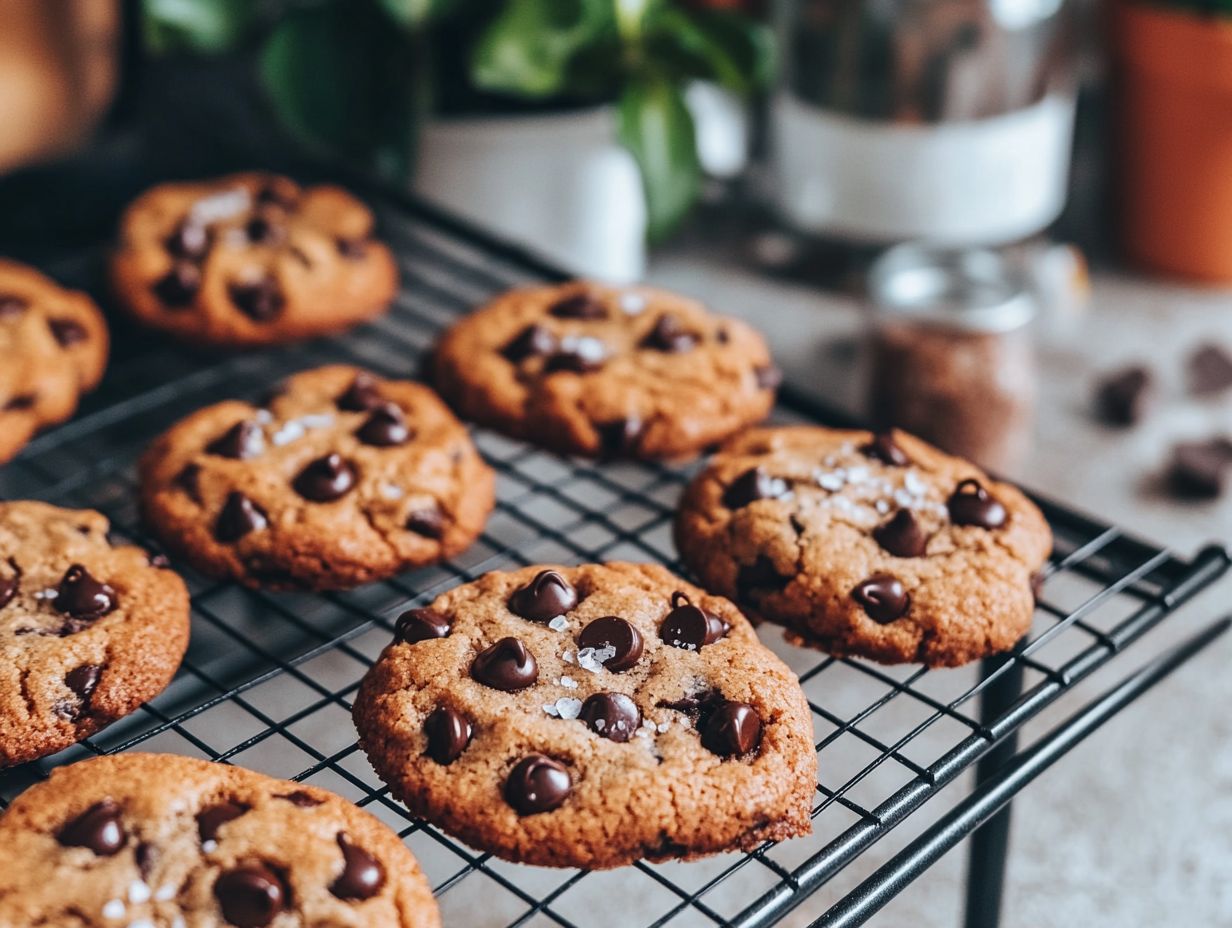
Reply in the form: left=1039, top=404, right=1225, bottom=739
left=648, top=244, right=1232, bottom=927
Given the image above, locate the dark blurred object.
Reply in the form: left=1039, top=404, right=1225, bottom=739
left=866, top=245, right=1037, bottom=472
left=1114, top=3, right=1232, bottom=282
left=1188, top=344, right=1232, bottom=396
left=1094, top=365, right=1153, bottom=426
left=1169, top=438, right=1232, bottom=500
left=0, top=1, right=120, bottom=173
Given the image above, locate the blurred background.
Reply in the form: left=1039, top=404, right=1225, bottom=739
left=0, top=1, right=1229, bottom=925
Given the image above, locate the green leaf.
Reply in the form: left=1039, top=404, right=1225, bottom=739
left=258, top=2, right=423, bottom=180
left=645, top=7, right=775, bottom=93
left=618, top=74, right=701, bottom=243
left=141, top=0, right=257, bottom=55
left=471, top=0, right=613, bottom=98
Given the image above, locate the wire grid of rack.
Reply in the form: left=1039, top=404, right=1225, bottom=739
left=0, top=187, right=1227, bottom=928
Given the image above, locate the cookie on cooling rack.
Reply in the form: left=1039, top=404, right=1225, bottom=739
left=110, top=172, right=398, bottom=348
left=0, top=501, right=189, bottom=767
left=674, top=427, right=1053, bottom=667
left=138, top=364, right=494, bottom=591
left=432, top=281, right=780, bottom=460
left=0, top=259, right=109, bottom=464
left=353, top=562, right=816, bottom=869
left=0, top=753, right=440, bottom=927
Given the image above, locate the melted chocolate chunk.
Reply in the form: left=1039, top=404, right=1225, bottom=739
left=862, top=432, right=909, bottom=466
left=578, top=692, right=641, bottom=742
left=508, top=570, right=578, bottom=622
left=59, top=800, right=125, bottom=856
left=215, top=492, right=268, bottom=542
left=405, top=503, right=446, bottom=539
left=659, top=591, right=728, bottom=650
left=947, top=479, right=1007, bottom=529
left=0, top=293, right=27, bottom=318
left=471, top=636, right=538, bottom=691
left=228, top=276, right=285, bottom=322
left=55, top=565, right=116, bottom=621
left=4, top=393, right=36, bottom=411
left=577, top=616, right=644, bottom=672
left=197, top=801, right=250, bottom=843
left=641, top=314, right=699, bottom=352
left=722, top=468, right=789, bottom=508
left=207, top=420, right=265, bottom=460
left=596, top=417, right=642, bottom=458
left=503, top=324, right=557, bottom=363
left=65, top=664, right=102, bottom=709
left=424, top=706, right=473, bottom=765
left=505, top=755, right=571, bottom=815
left=166, top=219, right=210, bottom=259
left=700, top=701, right=762, bottom=757
left=549, top=292, right=607, bottom=319
left=736, top=556, right=791, bottom=597
left=544, top=336, right=608, bottom=373
left=293, top=453, right=357, bottom=502
left=135, top=842, right=158, bottom=880
left=277, top=790, right=323, bottom=807
left=873, top=509, right=929, bottom=557
left=176, top=463, right=202, bottom=502
left=48, top=318, right=88, bottom=347
left=330, top=833, right=386, bottom=900
left=394, top=607, right=451, bottom=643
left=356, top=402, right=411, bottom=446
left=153, top=261, right=201, bottom=307
left=214, top=864, right=287, bottom=928
left=852, top=574, right=910, bottom=623
left=245, top=214, right=285, bottom=247
left=337, top=372, right=385, bottom=411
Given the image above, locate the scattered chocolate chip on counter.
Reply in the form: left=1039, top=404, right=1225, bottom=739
left=1167, top=437, right=1232, bottom=500
left=1094, top=365, right=1153, bottom=426
left=1187, top=343, right=1232, bottom=396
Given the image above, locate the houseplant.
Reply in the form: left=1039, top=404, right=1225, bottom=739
left=142, top=0, right=771, bottom=276
left=1114, top=0, right=1232, bottom=282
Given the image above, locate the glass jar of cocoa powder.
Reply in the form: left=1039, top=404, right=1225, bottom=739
left=866, top=245, right=1037, bottom=473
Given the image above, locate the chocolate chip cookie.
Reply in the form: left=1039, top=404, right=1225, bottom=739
left=675, top=427, right=1052, bottom=667
left=0, top=259, right=109, bottom=463
left=353, top=562, right=815, bottom=869
left=110, top=173, right=398, bottom=348
left=139, top=365, right=494, bottom=590
left=0, top=752, right=440, bottom=927
left=432, top=282, right=779, bottom=460
left=0, top=501, right=189, bottom=767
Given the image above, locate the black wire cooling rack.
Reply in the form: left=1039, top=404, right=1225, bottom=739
left=0, top=180, right=1228, bottom=928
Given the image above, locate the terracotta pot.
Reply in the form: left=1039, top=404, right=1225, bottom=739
left=1115, top=2, right=1232, bottom=282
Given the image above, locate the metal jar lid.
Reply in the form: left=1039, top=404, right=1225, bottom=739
left=867, top=244, right=1037, bottom=333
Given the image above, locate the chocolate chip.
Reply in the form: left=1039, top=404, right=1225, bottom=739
left=256, top=182, right=298, bottom=209
left=48, top=318, right=87, bottom=347
left=549, top=292, right=607, bottom=319
left=293, top=453, right=357, bottom=502
left=736, top=556, right=791, bottom=597
left=862, top=431, right=909, bottom=466
left=578, top=692, right=640, bottom=742
left=700, top=701, right=762, bottom=757
left=717, top=326, right=730, bottom=343
left=59, top=800, right=125, bottom=855
left=4, top=393, right=36, bottom=411
left=276, top=790, right=323, bottom=807
left=336, top=237, right=368, bottom=260
left=503, top=324, right=557, bottom=362
left=405, top=503, right=445, bottom=539
left=214, top=864, right=287, bottom=928
left=207, top=420, right=265, bottom=459
left=166, top=219, right=209, bottom=259
left=337, top=372, right=385, bottom=411
left=330, top=833, right=386, bottom=900
left=197, top=801, right=249, bottom=843
left=153, top=261, right=201, bottom=306
left=394, top=607, right=451, bottom=643
left=65, top=664, right=102, bottom=708
left=471, top=636, right=538, bottom=691
left=660, top=591, right=728, bottom=650
left=356, top=402, right=411, bottom=446
left=424, top=706, right=473, bottom=765
left=1168, top=438, right=1232, bottom=499
left=577, top=616, right=644, bottom=671
left=245, top=214, right=285, bottom=247
left=545, top=336, right=609, bottom=373
left=228, top=276, right=284, bottom=322
left=505, top=755, right=571, bottom=815
left=56, top=564, right=116, bottom=620
left=1188, top=344, right=1232, bottom=396
left=947, top=479, right=1007, bottom=529
left=0, top=559, right=19, bottom=609
left=596, top=417, right=642, bottom=458
left=215, top=492, right=268, bottom=542
left=722, top=468, right=789, bottom=508
left=135, top=842, right=157, bottom=880
left=754, top=365, right=783, bottom=390
left=0, top=293, right=27, bottom=318
left=508, top=570, right=578, bottom=622
left=873, top=509, right=929, bottom=557
left=641, top=314, right=699, bottom=352
left=852, top=574, right=910, bottom=623
left=176, top=463, right=202, bottom=501
left=1095, top=366, right=1152, bottom=426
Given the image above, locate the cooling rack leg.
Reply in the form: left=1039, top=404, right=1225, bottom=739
left=962, top=654, right=1025, bottom=928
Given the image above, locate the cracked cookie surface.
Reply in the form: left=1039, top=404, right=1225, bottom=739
left=0, top=501, right=189, bottom=767
left=0, top=259, right=109, bottom=464
left=432, top=281, right=779, bottom=460
left=139, top=365, right=495, bottom=591
left=674, top=427, right=1052, bottom=667
left=0, top=752, right=440, bottom=927
left=110, top=172, right=398, bottom=347
left=353, top=562, right=815, bottom=869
